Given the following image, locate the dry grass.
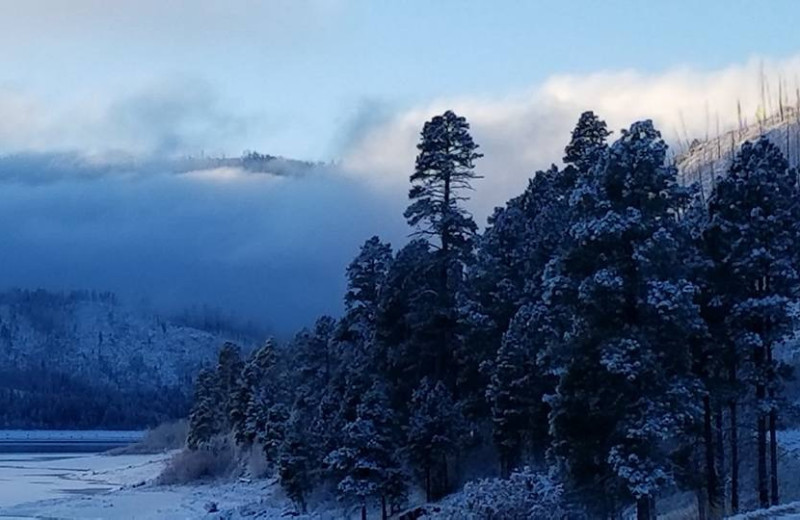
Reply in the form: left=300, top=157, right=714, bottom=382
left=157, top=435, right=235, bottom=485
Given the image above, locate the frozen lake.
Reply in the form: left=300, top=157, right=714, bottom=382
left=0, top=450, right=276, bottom=520
left=0, top=431, right=281, bottom=519
left=0, top=431, right=153, bottom=517
left=0, top=450, right=176, bottom=518
left=0, top=430, right=143, bottom=453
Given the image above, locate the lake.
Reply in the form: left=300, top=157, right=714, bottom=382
left=0, top=430, right=143, bottom=453
left=0, top=430, right=151, bottom=515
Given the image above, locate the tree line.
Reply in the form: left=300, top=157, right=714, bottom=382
left=187, top=110, right=800, bottom=519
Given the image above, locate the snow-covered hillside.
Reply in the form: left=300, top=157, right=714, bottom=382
left=676, top=108, right=800, bottom=196
left=0, top=289, right=257, bottom=428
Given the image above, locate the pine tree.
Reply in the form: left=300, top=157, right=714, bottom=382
left=405, top=110, right=483, bottom=259
left=233, top=338, right=280, bottom=447
left=486, top=302, right=555, bottom=476
left=461, top=167, right=558, bottom=421
left=563, top=110, right=612, bottom=175
left=261, top=402, right=290, bottom=465
left=703, top=138, right=798, bottom=508
left=294, top=316, right=337, bottom=393
left=337, top=236, right=394, bottom=424
left=343, top=236, right=393, bottom=338
left=216, top=342, right=244, bottom=432
left=375, top=239, right=440, bottom=409
left=278, top=406, right=316, bottom=513
left=546, top=121, right=702, bottom=518
left=689, top=193, right=737, bottom=517
left=407, top=377, right=467, bottom=502
left=479, top=113, right=612, bottom=474
left=187, top=369, right=222, bottom=450
left=326, top=381, right=406, bottom=520
left=404, top=110, right=482, bottom=391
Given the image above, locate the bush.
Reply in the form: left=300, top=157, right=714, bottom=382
left=430, top=468, right=573, bottom=520
left=157, top=436, right=234, bottom=485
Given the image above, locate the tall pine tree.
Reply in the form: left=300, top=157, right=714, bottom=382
left=546, top=120, right=702, bottom=519
left=703, top=138, right=798, bottom=508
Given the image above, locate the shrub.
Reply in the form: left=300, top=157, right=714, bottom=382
left=430, top=468, right=572, bottom=520
left=157, top=436, right=234, bottom=485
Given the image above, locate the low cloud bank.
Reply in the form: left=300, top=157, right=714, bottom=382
left=341, top=55, right=800, bottom=221
left=0, top=156, right=406, bottom=335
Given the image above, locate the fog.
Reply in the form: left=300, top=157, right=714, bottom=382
left=0, top=154, right=407, bottom=336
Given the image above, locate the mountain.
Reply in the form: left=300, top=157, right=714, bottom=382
left=0, top=289, right=258, bottom=429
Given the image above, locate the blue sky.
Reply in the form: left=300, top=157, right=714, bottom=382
left=2, top=0, right=799, bottom=160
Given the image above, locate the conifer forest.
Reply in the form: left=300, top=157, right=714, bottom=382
left=187, top=110, right=800, bottom=519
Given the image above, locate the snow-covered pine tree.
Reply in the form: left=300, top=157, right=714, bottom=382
left=460, top=167, right=558, bottom=422
left=232, top=338, right=279, bottom=447
left=294, top=316, right=337, bottom=394
left=405, top=110, right=482, bottom=260
left=688, top=192, right=738, bottom=517
left=187, top=368, right=223, bottom=450
left=326, top=380, right=406, bottom=520
left=407, top=377, right=467, bottom=502
left=545, top=120, right=702, bottom=519
left=343, top=236, right=394, bottom=341
left=374, top=239, right=440, bottom=409
left=278, top=406, right=316, bottom=514
left=404, top=110, right=482, bottom=391
left=280, top=316, right=341, bottom=481
left=480, top=112, right=612, bottom=475
left=703, top=138, right=798, bottom=508
left=563, top=110, right=612, bottom=175
left=336, top=236, right=394, bottom=423
left=486, top=302, right=555, bottom=477
left=216, top=342, right=244, bottom=433
left=261, top=402, right=290, bottom=465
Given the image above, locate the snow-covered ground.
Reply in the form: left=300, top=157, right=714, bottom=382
left=0, top=451, right=291, bottom=520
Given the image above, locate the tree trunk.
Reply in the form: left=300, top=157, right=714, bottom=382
left=715, top=405, right=725, bottom=510
left=768, top=343, right=779, bottom=506
left=441, top=453, right=449, bottom=497
left=697, top=488, right=708, bottom=520
left=757, top=380, right=769, bottom=508
left=361, top=503, right=367, bottom=520
left=381, top=495, right=387, bottom=520
left=704, top=395, right=721, bottom=518
left=425, top=463, right=432, bottom=502
left=730, top=398, right=739, bottom=513
left=770, top=408, right=779, bottom=505
left=636, top=496, right=653, bottom=520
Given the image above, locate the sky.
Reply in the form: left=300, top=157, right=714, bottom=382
left=1, top=0, right=799, bottom=334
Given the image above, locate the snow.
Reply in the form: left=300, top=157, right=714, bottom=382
left=778, top=429, right=800, bottom=458
left=0, top=451, right=332, bottom=519
left=727, top=501, right=800, bottom=519
left=0, top=452, right=170, bottom=510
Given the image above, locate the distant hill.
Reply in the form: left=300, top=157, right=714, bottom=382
left=0, top=149, right=327, bottom=185
left=0, top=289, right=259, bottom=429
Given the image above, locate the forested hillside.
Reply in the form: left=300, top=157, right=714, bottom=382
left=0, top=289, right=255, bottom=429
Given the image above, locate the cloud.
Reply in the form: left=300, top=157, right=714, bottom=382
left=0, top=79, right=255, bottom=157
left=0, top=155, right=407, bottom=336
left=340, top=55, right=800, bottom=222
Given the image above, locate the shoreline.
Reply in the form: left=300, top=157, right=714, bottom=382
left=0, top=450, right=288, bottom=520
